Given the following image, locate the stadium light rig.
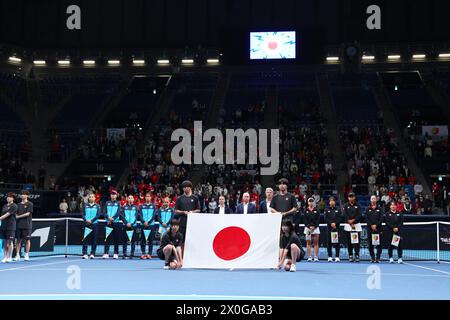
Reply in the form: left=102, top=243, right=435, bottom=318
left=57, top=59, right=71, bottom=65
left=181, top=59, right=194, bottom=64
left=326, top=56, right=339, bottom=62
left=132, top=59, right=145, bottom=65
left=33, top=60, right=46, bottom=66
left=439, top=53, right=450, bottom=59
left=83, top=60, right=96, bottom=66
left=412, top=54, right=426, bottom=59
left=207, top=58, right=220, bottom=64
left=362, top=55, right=375, bottom=61
left=157, top=59, right=170, bottom=65
left=107, top=60, right=121, bottom=66
left=8, top=56, right=21, bottom=63
left=388, top=55, right=401, bottom=60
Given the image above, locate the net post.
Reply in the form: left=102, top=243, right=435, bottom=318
left=65, top=218, right=69, bottom=258
left=437, top=222, right=440, bottom=264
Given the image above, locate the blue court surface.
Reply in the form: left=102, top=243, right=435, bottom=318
left=1, top=256, right=449, bottom=300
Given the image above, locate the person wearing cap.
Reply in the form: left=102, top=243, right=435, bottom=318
left=235, top=192, right=257, bottom=214
left=303, top=197, right=320, bottom=262
left=174, top=180, right=200, bottom=239
left=324, top=196, right=341, bottom=262
left=278, top=220, right=305, bottom=272
left=157, top=219, right=184, bottom=270
left=259, top=188, right=274, bottom=213
left=365, top=195, right=384, bottom=263
left=0, top=192, right=18, bottom=263
left=385, top=201, right=404, bottom=264
left=14, top=190, right=34, bottom=261
left=270, top=178, right=298, bottom=222
left=343, top=192, right=362, bottom=262
left=105, top=190, right=122, bottom=259
left=81, top=192, right=102, bottom=259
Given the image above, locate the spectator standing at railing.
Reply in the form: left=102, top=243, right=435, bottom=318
left=59, top=198, right=69, bottom=214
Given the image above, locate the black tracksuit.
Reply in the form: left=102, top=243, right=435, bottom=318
left=385, top=211, right=404, bottom=258
left=302, top=208, right=320, bottom=234
left=343, top=202, right=362, bottom=257
left=364, top=205, right=384, bottom=260
left=324, top=206, right=341, bottom=258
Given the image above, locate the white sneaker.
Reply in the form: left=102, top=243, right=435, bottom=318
left=314, top=257, right=319, bottom=262
left=102, top=254, right=109, bottom=259
left=389, top=258, right=394, bottom=264
left=307, top=257, right=312, bottom=262
left=398, top=258, right=403, bottom=264
left=163, top=265, right=169, bottom=270
left=89, top=255, right=95, bottom=259
left=1, top=258, right=7, bottom=263
left=82, top=255, right=89, bottom=259
left=335, top=257, right=340, bottom=262
left=24, top=254, right=30, bottom=261
left=14, top=255, right=20, bottom=262
left=6, top=257, right=12, bottom=263
left=289, top=264, right=296, bottom=272
left=328, top=257, right=333, bottom=262
left=113, top=254, right=119, bottom=260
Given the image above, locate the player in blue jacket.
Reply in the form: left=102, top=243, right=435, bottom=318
left=105, top=190, right=123, bottom=259
left=122, top=195, right=142, bottom=259
left=156, top=197, right=175, bottom=240
left=139, top=193, right=157, bottom=259
left=81, top=193, right=102, bottom=259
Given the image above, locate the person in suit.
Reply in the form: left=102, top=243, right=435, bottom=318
left=235, top=192, right=257, bottom=214
left=213, top=195, right=233, bottom=214
left=259, top=188, right=274, bottom=213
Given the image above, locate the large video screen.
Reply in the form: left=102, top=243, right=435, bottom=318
left=250, top=31, right=296, bottom=60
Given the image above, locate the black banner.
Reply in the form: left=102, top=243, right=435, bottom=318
left=30, top=221, right=55, bottom=252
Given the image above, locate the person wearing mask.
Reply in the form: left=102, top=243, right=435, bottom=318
left=270, top=178, right=298, bottom=222
left=80, top=192, right=102, bottom=259
left=259, top=188, right=274, bottom=213
left=105, top=190, right=122, bottom=259
left=343, top=192, right=362, bottom=262
left=303, top=198, right=320, bottom=262
left=0, top=192, right=18, bottom=263
left=235, top=192, right=257, bottom=214
left=324, top=196, right=341, bottom=262
left=364, top=195, right=384, bottom=263
left=278, top=220, right=304, bottom=272
left=385, top=201, right=404, bottom=264
left=157, top=219, right=184, bottom=270
left=14, top=190, right=33, bottom=261
left=213, top=195, right=232, bottom=214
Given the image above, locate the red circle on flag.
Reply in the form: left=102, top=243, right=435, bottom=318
left=212, top=226, right=251, bottom=261
left=268, top=41, right=278, bottom=50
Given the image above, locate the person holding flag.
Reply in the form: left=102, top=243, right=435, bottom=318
left=385, top=201, right=404, bottom=264
left=324, top=196, right=341, bottom=262
left=156, top=197, right=175, bottom=240
left=14, top=190, right=33, bottom=262
left=365, top=195, right=384, bottom=263
left=157, top=219, right=184, bottom=270
left=106, top=191, right=124, bottom=259
left=121, top=195, right=141, bottom=259
left=139, top=192, right=157, bottom=259
left=278, top=220, right=304, bottom=272
left=81, top=192, right=102, bottom=259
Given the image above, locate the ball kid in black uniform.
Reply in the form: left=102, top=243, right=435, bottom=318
left=324, top=196, right=341, bottom=262
left=343, top=192, right=362, bottom=262
left=14, top=190, right=33, bottom=262
left=365, top=195, right=384, bottom=263
left=0, top=192, right=18, bottom=263
left=385, top=201, right=404, bottom=264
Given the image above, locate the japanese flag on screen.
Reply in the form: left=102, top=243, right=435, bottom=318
left=183, top=214, right=282, bottom=269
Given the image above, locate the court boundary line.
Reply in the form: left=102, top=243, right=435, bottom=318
left=404, top=262, right=450, bottom=275
left=0, top=293, right=361, bottom=300
left=0, top=258, right=80, bottom=272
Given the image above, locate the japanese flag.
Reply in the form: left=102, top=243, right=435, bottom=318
left=183, top=214, right=282, bottom=269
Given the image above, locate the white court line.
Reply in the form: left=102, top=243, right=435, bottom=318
left=0, top=258, right=80, bottom=272
left=0, top=293, right=361, bottom=300
left=404, top=262, right=450, bottom=275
